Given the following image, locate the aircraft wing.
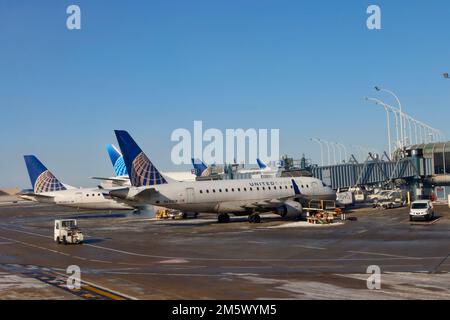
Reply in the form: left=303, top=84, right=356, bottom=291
left=134, top=188, right=159, bottom=199
left=19, top=190, right=53, bottom=197
left=106, top=187, right=159, bottom=202
left=19, top=192, right=55, bottom=201
left=33, top=194, right=56, bottom=200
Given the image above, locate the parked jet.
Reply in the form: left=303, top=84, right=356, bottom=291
left=192, top=158, right=277, bottom=178
left=233, top=158, right=281, bottom=178
left=22, top=155, right=134, bottom=210
left=109, top=130, right=336, bottom=223
left=256, top=158, right=283, bottom=172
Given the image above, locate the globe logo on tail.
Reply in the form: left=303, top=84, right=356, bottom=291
left=131, top=152, right=167, bottom=186
left=114, top=156, right=128, bottom=176
left=34, top=170, right=66, bottom=193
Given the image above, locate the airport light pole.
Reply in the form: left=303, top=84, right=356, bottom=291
left=391, top=110, right=401, bottom=148
left=330, top=142, right=338, bottom=165
left=337, top=143, right=348, bottom=163
left=375, top=86, right=405, bottom=148
left=417, top=121, right=425, bottom=143
left=311, top=138, right=324, bottom=166
left=441, top=74, right=448, bottom=140
left=403, top=115, right=414, bottom=146
left=366, top=97, right=394, bottom=158
left=425, top=126, right=432, bottom=143
left=320, top=139, right=334, bottom=165
left=422, top=124, right=427, bottom=143
left=333, top=142, right=342, bottom=164
left=433, top=129, right=442, bottom=142
left=411, top=119, right=420, bottom=144
left=430, top=129, right=437, bottom=142
left=416, top=120, right=438, bottom=143
left=419, top=122, right=426, bottom=143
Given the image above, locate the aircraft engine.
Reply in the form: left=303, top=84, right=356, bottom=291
left=274, top=200, right=303, bottom=218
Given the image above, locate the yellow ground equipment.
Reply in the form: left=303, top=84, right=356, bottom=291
left=304, top=200, right=343, bottom=224
left=156, top=208, right=171, bottom=220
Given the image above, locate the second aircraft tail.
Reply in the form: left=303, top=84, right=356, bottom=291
left=106, top=144, right=129, bottom=177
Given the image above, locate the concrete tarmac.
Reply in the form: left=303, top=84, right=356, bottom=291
left=0, top=199, right=449, bottom=300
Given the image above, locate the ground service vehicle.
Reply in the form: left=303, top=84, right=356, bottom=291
left=54, top=219, right=84, bottom=244
left=410, top=200, right=435, bottom=221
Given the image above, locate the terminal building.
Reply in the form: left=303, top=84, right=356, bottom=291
left=406, top=142, right=450, bottom=200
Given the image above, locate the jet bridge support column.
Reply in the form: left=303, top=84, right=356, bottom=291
left=410, top=148, right=422, bottom=201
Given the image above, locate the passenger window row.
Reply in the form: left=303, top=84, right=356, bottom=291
left=86, top=193, right=101, bottom=197
left=198, top=185, right=300, bottom=194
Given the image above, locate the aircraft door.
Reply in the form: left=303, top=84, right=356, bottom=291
left=311, top=182, right=320, bottom=195
left=185, top=188, right=195, bottom=204
left=74, top=192, right=83, bottom=204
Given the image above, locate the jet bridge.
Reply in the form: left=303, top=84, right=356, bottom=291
left=310, top=155, right=419, bottom=190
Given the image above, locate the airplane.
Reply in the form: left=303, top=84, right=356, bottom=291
left=92, top=144, right=197, bottom=187
left=21, top=155, right=135, bottom=210
left=108, top=130, right=336, bottom=223
left=232, top=158, right=281, bottom=178
left=256, top=158, right=283, bottom=172
left=192, top=158, right=277, bottom=179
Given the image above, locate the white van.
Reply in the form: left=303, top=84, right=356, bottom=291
left=409, top=200, right=434, bottom=221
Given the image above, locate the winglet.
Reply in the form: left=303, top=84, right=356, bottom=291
left=23, top=155, right=66, bottom=193
left=114, top=130, right=168, bottom=186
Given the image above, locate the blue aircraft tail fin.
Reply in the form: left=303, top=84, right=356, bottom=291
left=23, top=155, right=66, bottom=193
left=256, top=158, right=267, bottom=169
left=114, top=130, right=168, bottom=186
left=191, top=158, right=207, bottom=177
left=106, top=144, right=128, bottom=177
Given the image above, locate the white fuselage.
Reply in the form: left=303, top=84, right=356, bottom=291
left=32, top=188, right=134, bottom=210
left=122, top=177, right=335, bottom=215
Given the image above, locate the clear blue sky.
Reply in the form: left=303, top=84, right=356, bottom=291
left=1, top=0, right=450, bottom=188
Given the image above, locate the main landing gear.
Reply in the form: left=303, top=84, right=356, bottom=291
left=248, top=213, right=261, bottom=224
left=217, top=213, right=231, bottom=223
